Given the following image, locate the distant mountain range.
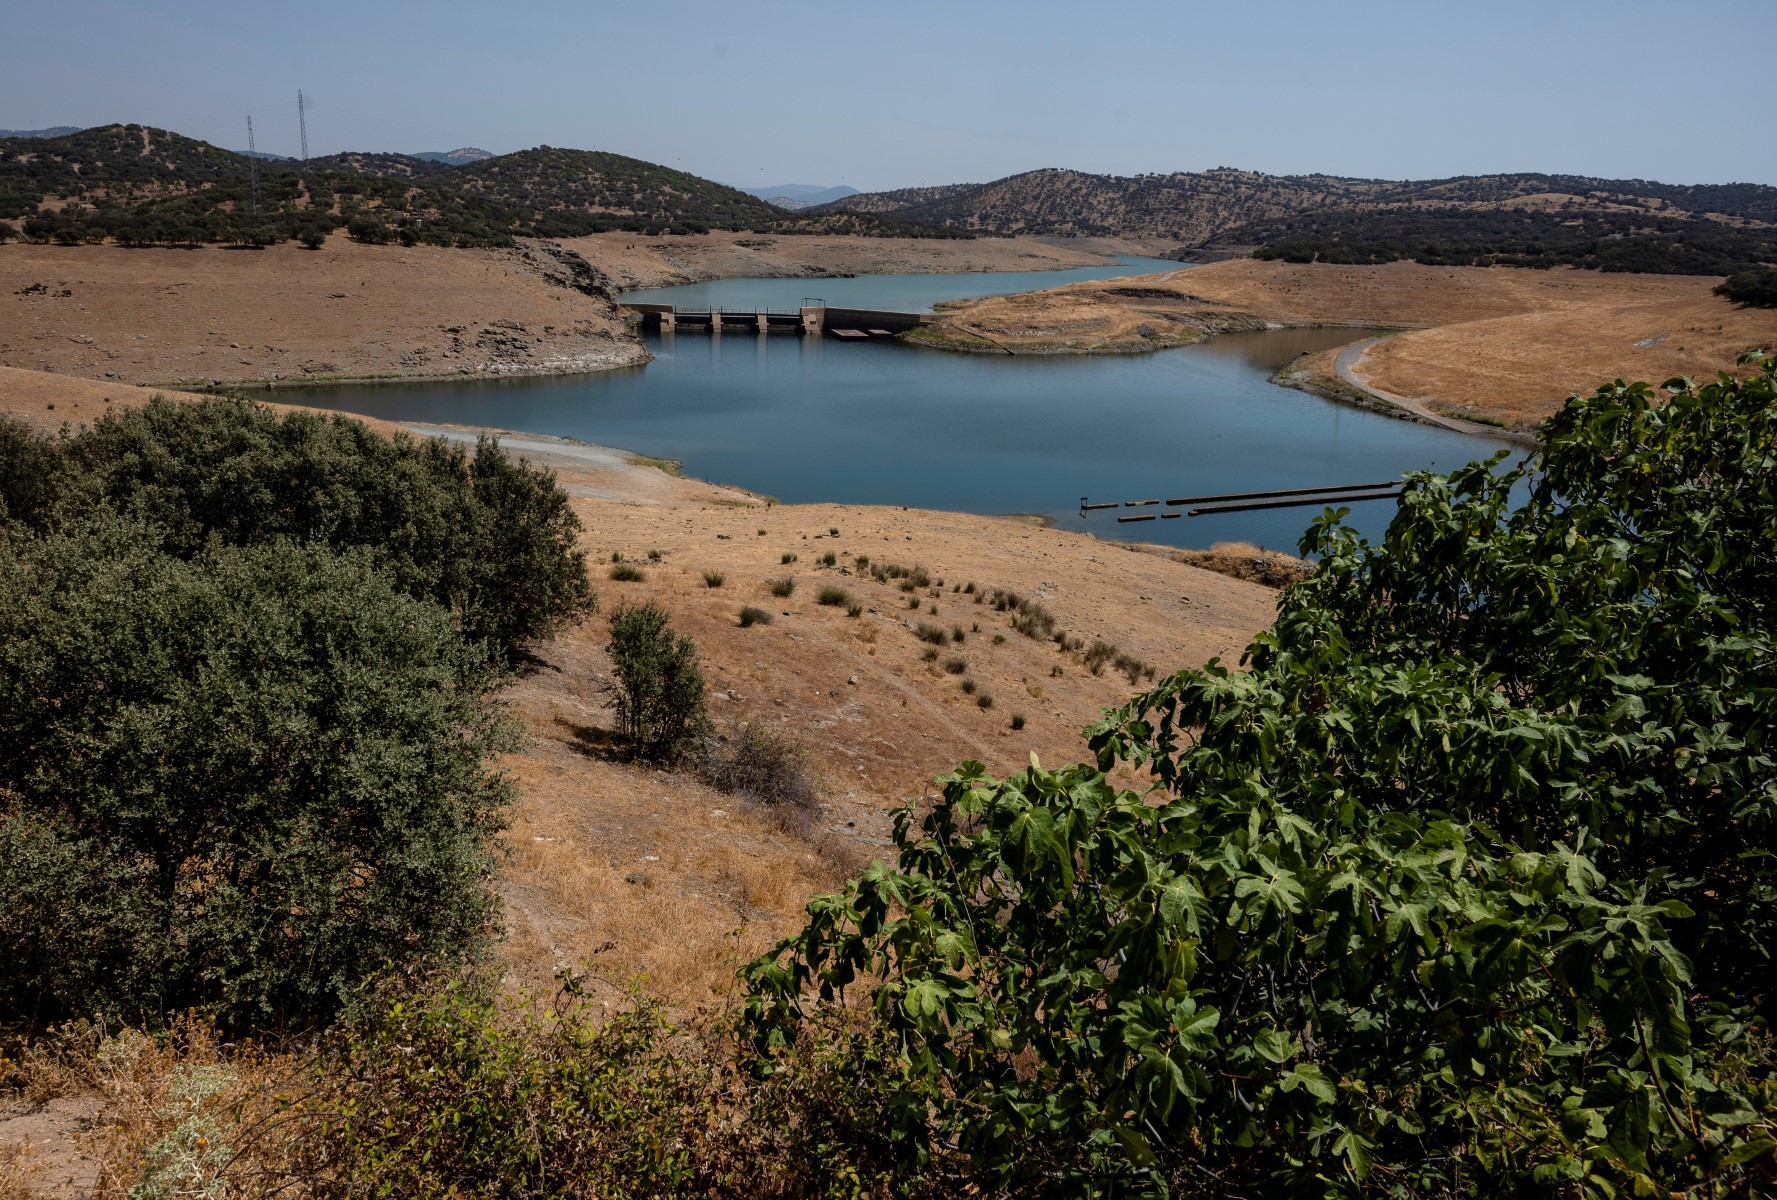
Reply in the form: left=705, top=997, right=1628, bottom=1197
left=0, top=124, right=961, bottom=249
left=823, top=167, right=1777, bottom=274
left=736, top=183, right=860, bottom=211
left=0, top=126, right=83, bottom=139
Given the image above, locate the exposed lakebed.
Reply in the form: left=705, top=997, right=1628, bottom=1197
left=295, top=259, right=1523, bottom=551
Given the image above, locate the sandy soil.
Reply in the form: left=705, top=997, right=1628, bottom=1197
left=920, top=260, right=1776, bottom=429
left=565, top=231, right=1165, bottom=289
left=0, top=235, right=646, bottom=390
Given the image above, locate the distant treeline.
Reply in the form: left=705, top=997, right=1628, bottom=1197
left=1239, top=206, right=1777, bottom=275
left=0, top=124, right=970, bottom=249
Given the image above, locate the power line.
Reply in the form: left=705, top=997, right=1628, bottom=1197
left=246, top=115, right=260, bottom=214
left=297, top=90, right=308, bottom=163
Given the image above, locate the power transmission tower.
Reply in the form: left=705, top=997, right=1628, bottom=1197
left=297, top=90, right=308, bottom=163
left=246, top=115, right=261, bottom=215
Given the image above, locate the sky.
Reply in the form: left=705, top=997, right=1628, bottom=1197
left=4, top=0, right=1771, bottom=191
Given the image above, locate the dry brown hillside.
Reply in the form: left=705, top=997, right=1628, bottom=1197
left=922, top=260, right=1777, bottom=429
left=0, top=236, right=644, bottom=388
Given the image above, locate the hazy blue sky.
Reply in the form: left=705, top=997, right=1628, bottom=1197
left=4, top=0, right=1770, bottom=189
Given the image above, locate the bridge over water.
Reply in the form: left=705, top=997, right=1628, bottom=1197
left=619, top=302, right=934, bottom=339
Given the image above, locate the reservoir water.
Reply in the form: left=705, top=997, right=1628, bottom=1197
left=296, top=258, right=1523, bottom=552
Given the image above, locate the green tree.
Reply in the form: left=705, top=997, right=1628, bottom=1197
left=1716, top=266, right=1777, bottom=307
left=47, top=398, right=595, bottom=658
left=0, top=516, right=516, bottom=1028
left=743, top=356, right=1777, bottom=1197
left=604, top=601, right=710, bottom=762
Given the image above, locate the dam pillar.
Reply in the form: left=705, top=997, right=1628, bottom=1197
left=709, top=310, right=721, bottom=334
left=801, top=306, right=823, bottom=335
left=659, top=309, right=675, bottom=332
left=757, top=312, right=769, bottom=333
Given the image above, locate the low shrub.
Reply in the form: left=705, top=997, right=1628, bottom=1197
left=845, top=603, right=863, bottom=618
left=1082, top=640, right=1117, bottom=675
left=781, top=552, right=798, bottom=565
left=828, top=527, right=839, bottom=537
left=738, top=606, right=771, bottom=627
left=699, top=721, right=820, bottom=818
left=1009, top=713, right=1025, bottom=730
left=944, top=657, right=967, bottom=675
left=975, top=692, right=993, bottom=710
left=960, top=679, right=977, bottom=695
left=921, top=647, right=939, bottom=663
left=915, top=622, right=947, bottom=645
left=603, top=601, right=709, bottom=762
left=647, top=549, right=662, bottom=561
left=818, top=551, right=837, bottom=566
left=817, top=585, right=851, bottom=607
left=951, top=626, right=965, bottom=643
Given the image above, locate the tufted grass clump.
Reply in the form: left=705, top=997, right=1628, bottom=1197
left=610, top=563, right=646, bottom=582
left=781, top=552, right=798, bottom=565
left=915, top=622, right=946, bottom=645
left=845, top=603, right=862, bottom=618
left=1010, top=712, right=1025, bottom=730
left=819, top=551, right=837, bottom=567
left=975, top=691, right=993, bottom=710
left=944, top=656, right=967, bottom=675
left=769, top=577, right=795, bottom=598
left=738, top=605, right=771, bottom=627
left=817, top=585, right=851, bottom=607
left=960, top=678, right=977, bottom=695
left=702, top=570, right=725, bottom=588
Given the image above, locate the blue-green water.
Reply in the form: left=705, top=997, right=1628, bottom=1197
left=294, top=260, right=1523, bottom=552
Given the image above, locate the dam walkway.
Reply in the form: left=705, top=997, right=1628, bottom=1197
left=619, top=302, right=933, bottom=338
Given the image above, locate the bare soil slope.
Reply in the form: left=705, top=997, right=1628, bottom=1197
left=923, top=261, right=1776, bottom=429
left=0, top=236, right=646, bottom=389
left=498, top=486, right=1279, bottom=1000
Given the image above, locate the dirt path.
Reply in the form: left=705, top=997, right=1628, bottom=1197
left=1334, top=337, right=1537, bottom=445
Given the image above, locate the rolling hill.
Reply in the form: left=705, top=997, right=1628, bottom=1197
left=825, top=167, right=1777, bottom=274
left=0, top=125, right=962, bottom=249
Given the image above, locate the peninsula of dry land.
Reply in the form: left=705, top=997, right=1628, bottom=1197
left=916, top=259, right=1777, bottom=430
left=0, top=238, right=645, bottom=389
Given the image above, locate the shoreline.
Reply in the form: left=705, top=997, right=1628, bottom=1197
left=910, top=259, right=1767, bottom=432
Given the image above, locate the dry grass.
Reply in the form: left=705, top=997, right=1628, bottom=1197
left=927, top=260, right=1777, bottom=428
left=0, top=239, right=644, bottom=390
left=490, top=472, right=1280, bottom=1007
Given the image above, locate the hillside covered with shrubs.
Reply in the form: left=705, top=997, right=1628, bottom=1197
left=828, top=166, right=1777, bottom=275
left=0, top=124, right=966, bottom=248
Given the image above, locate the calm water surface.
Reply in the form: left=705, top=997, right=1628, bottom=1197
left=295, top=261, right=1523, bottom=551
